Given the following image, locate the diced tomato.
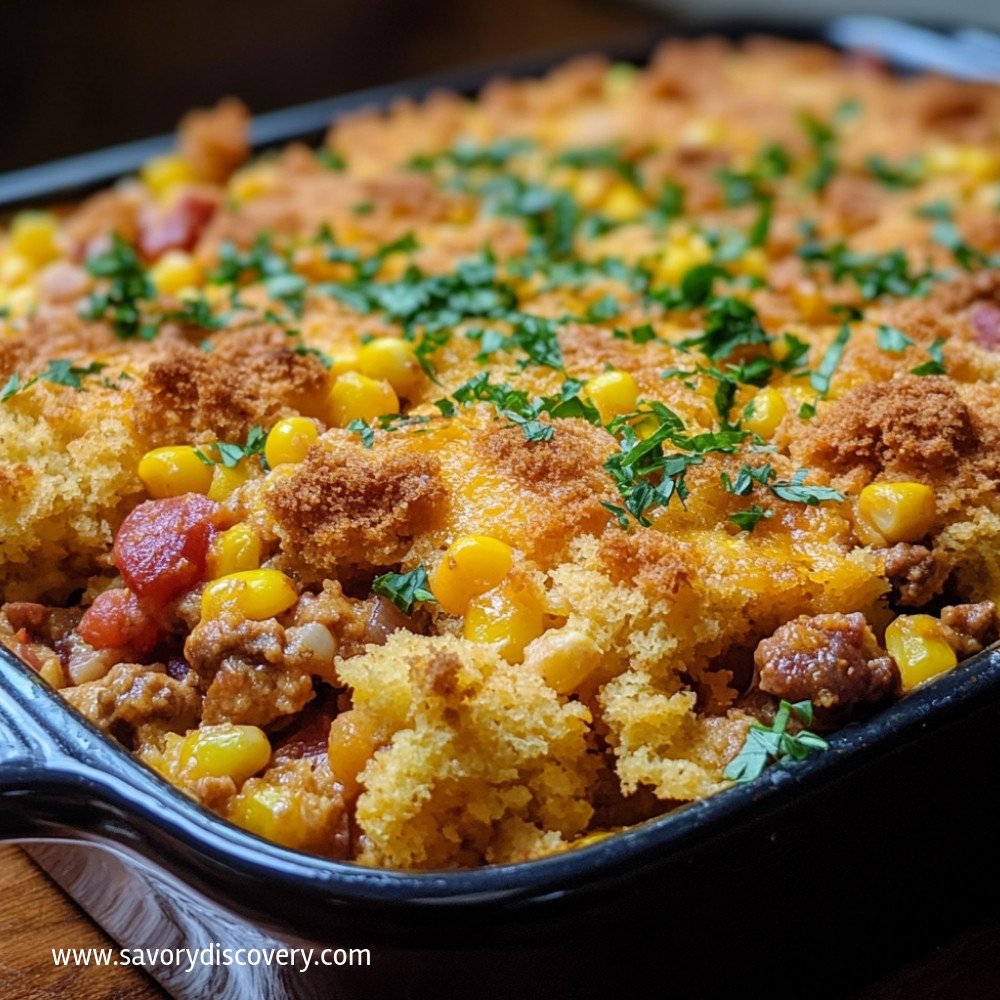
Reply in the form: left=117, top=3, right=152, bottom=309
left=969, top=301, right=1000, bottom=351
left=138, top=191, right=218, bottom=260
left=78, top=588, right=161, bottom=653
left=114, top=494, right=220, bottom=607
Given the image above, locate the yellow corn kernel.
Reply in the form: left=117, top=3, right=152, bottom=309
left=656, top=232, right=712, bottom=285
left=356, top=337, right=423, bottom=398
left=0, top=284, right=35, bottom=317
left=327, top=708, right=378, bottom=798
left=733, top=246, right=768, bottom=278
left=265, top=417, right=319, bottom=468
left=464, top=583, right=544, bottom=663
left=327, top=371, right=399, bottom=427
left=679, top=117, right=727, bottom=148
left=329, top=346, right=361, bottom=377
left=207, top=523, right=262, bottom=579
left=926, top=144, right=1000, bottom=181
left=523, top=628, right=602, bottom=695
left=429, top=534, right=514, bottom=615
left=228, top=780, right=325, bottom=850
left=885, top=614, right=958, bottom=691
left=178, top=724, right=271, bottom=784
left=602, top=181, right=646, bottom=222
left=207, top=461, right=250, bottom=502
left=141, top=154, right=195, bottom=198
left=10, top=212, right=60, bottom=268
left=201, top=569, right=298, bottom=621
left=0, top=251, right=32, bottom=288
left=858, top=482, right=935, bottom=544
left=228, top=163, right=279, bottom=203
left=584, top=370, right=639, bottom=424
left=137, top=445, right=214, bottom=498
left=149, top=250, right=203, bottom=295
left=743, top=387, right=788, bottom=439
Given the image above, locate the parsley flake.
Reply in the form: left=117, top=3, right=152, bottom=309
left=372, top=565, right=437, bottom=615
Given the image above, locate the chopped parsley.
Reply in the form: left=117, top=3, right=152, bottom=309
left=723, top=699, right=829, bottom=782
left=80, top=235, right=156, bottom=339
left=194, top=426, right=268, bottom=469
left=678, top=297, right=770, bottom=361
left=554, top=145, right=641, bottom=186
left=769, top=469, right=844, bottom=505
left=728, top=504, right=773, bottom=532
left=1, top=359, right=107, bottom=402
left=910, top=338, right=947, bottom=376
left=809, top=323, right=851, bottom=395
left=372, top=565, right=437, bottom=615
left=876, top=324, right=914, bottom=354
left=866, top=154, right=924, bottom=188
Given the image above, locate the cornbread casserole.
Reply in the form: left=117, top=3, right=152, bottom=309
left=3, top=36, right=1000, bottom=869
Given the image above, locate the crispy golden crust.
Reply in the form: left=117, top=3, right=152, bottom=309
left=6, top=37, right=1000, bottom=868
left=267, top=435, right=446, bottom=576
left=134, top=326, right=328, bottom=444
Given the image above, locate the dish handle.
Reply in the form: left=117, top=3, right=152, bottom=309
left=0, top=645, right=139, bottom=841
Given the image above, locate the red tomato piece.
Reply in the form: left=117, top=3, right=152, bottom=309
left=78, top=588, right=161, bottom=654
left=138, top=191, right=218, bottom=260
left=114, top=494, right=220, bottom=606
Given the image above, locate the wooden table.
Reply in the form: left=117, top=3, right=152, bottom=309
left=0, top=846, right=163, bottom=1000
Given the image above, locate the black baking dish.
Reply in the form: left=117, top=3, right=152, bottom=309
left=3, top=23, right=1000, bottom=1000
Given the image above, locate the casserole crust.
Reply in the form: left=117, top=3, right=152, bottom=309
left=2, top=37, right=1000, bottom=868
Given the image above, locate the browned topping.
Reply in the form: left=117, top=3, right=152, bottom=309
left=598, top=529, right=691, bottom=600
left=267, top=438, right=445, bottom=576
left=879, top=543, right=950, bottom=607
left=178, top=97, right=250, bottom=184
left=134, top=327, right=328, bottom=444
left=755, top=612, right=900, bottom=721
left=795, top=376, right=979, bottom=482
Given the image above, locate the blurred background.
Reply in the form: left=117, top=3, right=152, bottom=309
left=3, top=0, right=999, bottom=174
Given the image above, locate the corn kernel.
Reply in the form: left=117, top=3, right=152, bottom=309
left=464, top=583, right=544, bottom=663
left=149, top=250, right=203, bottom=295
left=265, top=417, right=319, bottom=468
left=356, top=337, right=423, bottom=398
left=228, top=163, right=279, bottom=203
left=178, top=724, right=271, bottom=784
left=523, top=628, right=602, bottom=695
left=201, top=569, right=298, bottom=621
left=885, top=614, right=958, bottom=691
left=743, top=387, right=787, bottom=439
left=602, top=182, right=646, bottom=222
left=329, top=347, right=361, bottom=377
left=141, top=154, right=195, bottom=198
left=584, top=371, right=639, bottom=424
left=603, top=63, right=638, bottom=100
left=137, top=446, right=214, bottom=498
left=858, top=481, right=935, bottom=544
left=429, top=535, right=514, bottom=615
left=656, top=232, right=712, bottom=285
left=0, top=252, right=33, bottom=288
left=207, top=523, right=262, bottom=579
left=228, top=782, right=313, bottom=849
left=10, top=212, right=60, bottom=268
left=207, top=461, right=250, bottom=502
left=327, top=371, right=399, bottom=427
left=327, top=708, right=378, bottom=798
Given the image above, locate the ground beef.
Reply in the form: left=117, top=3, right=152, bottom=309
left=941, top=601, right=997, bottom=657
left=61, top=663, right=201, bottom=746
left=879, top=543, right=950, bottom=607
left=755, top=612, right=900, bottom=723
left=184, top=617, right=317, bottom=727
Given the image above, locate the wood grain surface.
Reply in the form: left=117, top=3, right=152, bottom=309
left=0, top=846, right=164, bottom=1000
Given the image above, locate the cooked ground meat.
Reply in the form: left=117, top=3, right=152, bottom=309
left=755, top=613, right=901, bottom=722
left=879, top=543, right=950, bottom=607
left=61, top=663, right=201, bottom=746
left=941, top=601, right=997, bottom=656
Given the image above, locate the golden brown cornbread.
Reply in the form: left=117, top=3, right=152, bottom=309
left=3, top=36, right=1000, bottom=868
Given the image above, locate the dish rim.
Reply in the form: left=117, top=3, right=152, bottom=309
left=2, top=22, right=999, bottom=918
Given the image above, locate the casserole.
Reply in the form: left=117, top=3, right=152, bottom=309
left=4, top=25, right=1000, bottom=998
